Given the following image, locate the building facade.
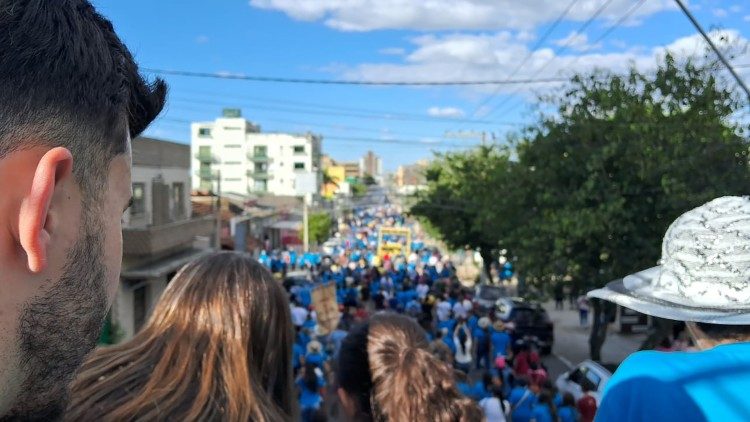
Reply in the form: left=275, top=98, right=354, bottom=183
left=359, top=150, right=382, bottom=181
left=191, top=109, right=322, bottom=197
left=112, top=137, right=216, bottom=340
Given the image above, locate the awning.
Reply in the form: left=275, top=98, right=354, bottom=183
left=121, top=248, right=214, bottom=280
left=269, top=220, right=302, bottom=231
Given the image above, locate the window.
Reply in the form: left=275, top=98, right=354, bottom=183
left=255, top=163, right=268, bottom=173
left=254, top=180, right=268, bottom=192
left=293, top=145, right=305, bottom=154
left=133, top=284, right=147, bottom=331
left=224, top=144, right=242, bottom=148
left=294, top=162, right=305, bottom=170
left=198, top=127, right=212, bottom=137
left=172, top=182, right=185, bottom=218
left=131, top=183, right=145, bottom=215
left=254, top=146, right=267, bottom=157
left=224, top=161, right=242, bottom=165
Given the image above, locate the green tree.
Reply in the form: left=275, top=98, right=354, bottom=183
left=305, top=212, right=332, bottom=245
left=411, top=145, right=521, bottom=279
left=350, top=181, right=367, bottom=197
left=362, top=173, right=377, bottom=185
left=510, top=55, right=750, bottom=360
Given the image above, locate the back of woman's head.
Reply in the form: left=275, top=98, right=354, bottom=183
left=67, top=251, right=295, bottom=421
left=338, top=313, right=482, bottom=422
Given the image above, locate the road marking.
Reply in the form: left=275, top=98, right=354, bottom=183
left=553, top=352, right=574, bottom=370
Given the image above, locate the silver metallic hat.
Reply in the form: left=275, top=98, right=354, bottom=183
left=588, top=196, right=750, bottom=324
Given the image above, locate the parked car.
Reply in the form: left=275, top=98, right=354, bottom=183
left=555, top=360, right=616, bottom=405
left=500, top=299, right=554, bottom=355
left=473, top=284, right=508, bottom=313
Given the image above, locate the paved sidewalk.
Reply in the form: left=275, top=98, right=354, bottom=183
left=544, top=301, right=646, bottom=368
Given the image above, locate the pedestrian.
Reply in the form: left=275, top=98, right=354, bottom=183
left=514, top=343, right=532, bottom=379
left=576, top=385, right=597, bottom=422
left=530, top=391, right=558, bottom=422
left=479, top=385, right=509, bottom=422
left=554, top=282, right=565, bottom=310
left=508, top=379, right=537, bottom=422
left=297, top=362, right=326, bottom=422
left=67, top=252, right=296, bottom=421
left=576, top=295, right=589, bottom=326
left=337, top=313, right=482, bottom=420
left=453, top=320, right=474, bottom=374
left=588, top=196, right=750, bottom=421
left=491, top=320, right=513, bottom=360
left=291, top=298, right=310, bottom=328
left=474, top=317, right=493, bottom=370
left=0, top=1, right=166, bottom=419
left=429, top=329, right=455, bottom=366
left=304, top=340, right=327, bottom=371
left=557, top=393, right=578, bottom=422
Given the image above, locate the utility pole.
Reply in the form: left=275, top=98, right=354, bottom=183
left=443, top=130, right=494, bottom=146
left=214, top=169, right=221, bottom=250
left=674, top=0, right=750, bottom=103
left=303, top=193, right=309, bottom=253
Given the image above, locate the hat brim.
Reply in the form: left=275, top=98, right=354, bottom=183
left=588, top=266, right=750, bottom=325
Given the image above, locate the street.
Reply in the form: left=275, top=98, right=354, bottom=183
left=542, top=302, right=647, bottom=380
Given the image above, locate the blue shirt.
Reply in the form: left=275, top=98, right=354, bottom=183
left=491, top=331, right=511, bottom=358
left=558, top=405, right=577, bottom=422
left=598, top=343, right=750, bottom=422
left=508, top=387, right=536, bottom=422
left=297, top=376, right=325, bottom=409
left=531, top=403, right=554, bottom=422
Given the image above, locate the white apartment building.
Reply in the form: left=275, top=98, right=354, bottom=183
left=191, top=109, right=322, bottom=197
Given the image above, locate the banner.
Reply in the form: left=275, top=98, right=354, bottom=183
left=311, top=282, right=340, bottom=336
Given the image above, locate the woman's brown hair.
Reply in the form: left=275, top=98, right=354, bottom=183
left=66, top=251, right=296, bottom=421
left=338, top=312, right=482, bottom=421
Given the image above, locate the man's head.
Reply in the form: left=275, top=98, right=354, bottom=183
left=0, top=0, right=166, bottom=419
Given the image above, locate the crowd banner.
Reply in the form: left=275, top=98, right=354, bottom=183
left=312, top=282, right=340, bottom=336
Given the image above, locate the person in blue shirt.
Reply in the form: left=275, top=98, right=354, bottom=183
left=303, top=340, right=327, bottom=371
left=587, top=198, right=750, bottom=422
left=292, top=342, right=305, bottom=373
left=530, top=391, right=557, bottom=422
left=508, top=380, right=537, bottom=422
left=437, top=316, right=457, bottom=336
left=297, top=362, right=326, bottom=422
left=490, top=321, right=512, bottom=360
left=440, top=327, right=457, bottom=355
left=557, top=393, right=578, bottom=422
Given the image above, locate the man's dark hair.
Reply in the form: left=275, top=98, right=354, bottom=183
left=695, top=323, right=750, bottom=343
left=0, top=0, right=166, bottom=196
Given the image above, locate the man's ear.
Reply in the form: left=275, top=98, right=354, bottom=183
left=337, top=387, right=357, bottom=420
left=18, top=147, right=73, bottom=273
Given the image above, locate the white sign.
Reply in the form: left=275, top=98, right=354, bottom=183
left=294, top=172, right=318, bottom=196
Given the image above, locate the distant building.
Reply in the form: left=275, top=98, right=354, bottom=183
left=113, top=137, right=216, bottom=340
left=395, top=160, right=428, bottom=194
left=191, top=108, right=322, bottom=197
left=360, top=150, right=382, bottom=182
left=342, top=162, right=360, bottom=180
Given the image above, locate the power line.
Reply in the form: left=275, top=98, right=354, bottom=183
left=143, top=68, right=570, bottom=86
left=480, top=0, right=618, bottom=121
left=673, top=0, right=750, bottom=104
left=464, top=0, right=581, bottom=121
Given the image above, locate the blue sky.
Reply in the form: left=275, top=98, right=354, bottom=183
left=93, top=0, right=750, bottom=172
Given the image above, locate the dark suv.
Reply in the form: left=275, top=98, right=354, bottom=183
left=499, top=299, right=554, bottom=355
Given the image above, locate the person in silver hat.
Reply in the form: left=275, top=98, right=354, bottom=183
left=589, top=196, right=750, bottom=421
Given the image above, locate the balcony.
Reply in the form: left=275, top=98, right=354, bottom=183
left=123, top=215, right=216, bottom=257
left=195, top=169, right=217, bottom=180
left=246, top=169, right=273, bottom=180
left=194, top=151, right=219, bottom=164
left=247, top=152, right=272, bottom=163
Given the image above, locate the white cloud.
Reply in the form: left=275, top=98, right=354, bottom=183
left=379, top=47, right=406, bottom=56
left=553, top=31, right=602, bottom=52
left=744, top=15, right=750, bottom=22
left=427, top=107, right=466, bottom=118
left=712, top=8, right=728, bottom=18
left=196, top=35, right=209, bottom=44
left=334, top=29, right=750, bottom=99
left=730, top=5, right=742, bottom=13
left=249, top=0, right=675, bottom=31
